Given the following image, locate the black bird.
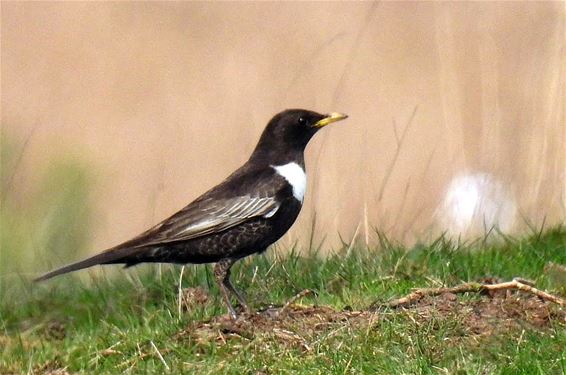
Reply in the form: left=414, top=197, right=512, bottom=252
left=35, top=109, right=348, bottom=318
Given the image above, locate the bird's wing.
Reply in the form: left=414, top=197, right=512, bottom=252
left=34, top=193, right=281, bottom=281
left=127, top=195, right=279, bottom=248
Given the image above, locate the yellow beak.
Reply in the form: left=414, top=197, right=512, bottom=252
left=313, top=112, right=348, bottom=128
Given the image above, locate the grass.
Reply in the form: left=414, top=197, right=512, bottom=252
left=1, top=227, right=565, bottom=374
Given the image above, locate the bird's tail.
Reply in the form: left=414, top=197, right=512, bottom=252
left=33, top=246, right=139, bottom=282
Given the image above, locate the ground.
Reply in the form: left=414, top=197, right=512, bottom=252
left=1, top=227, right=565, bottom=374
left=183, top=285, right=565, bottom=351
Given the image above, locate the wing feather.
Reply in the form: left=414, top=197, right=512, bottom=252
left=130, top=196, right=279, bottom=247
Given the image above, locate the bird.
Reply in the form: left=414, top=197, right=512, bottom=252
left=35, top=109, right=348, bottom=319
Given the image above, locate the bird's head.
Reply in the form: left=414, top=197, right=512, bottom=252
left=251, top=109, right=348, bottom=164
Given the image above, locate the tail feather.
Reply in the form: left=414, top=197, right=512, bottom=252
left=34, top=247, right=139, bottom=282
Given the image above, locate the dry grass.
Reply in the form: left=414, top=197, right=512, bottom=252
left=2, top=2, right=564, bottom=251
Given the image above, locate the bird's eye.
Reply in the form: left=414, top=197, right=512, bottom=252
left=298, top=117, right=307, bottom=126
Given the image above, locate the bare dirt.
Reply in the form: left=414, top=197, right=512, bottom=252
left=178, top=286, right=566, bottom=349
left=384, top=290, right=566, bottom=337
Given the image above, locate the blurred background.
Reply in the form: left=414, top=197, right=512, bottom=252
left=2, top=2, right=564, bottom=276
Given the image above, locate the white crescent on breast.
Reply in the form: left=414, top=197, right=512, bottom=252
left=272, top=162, right=306, bottom=203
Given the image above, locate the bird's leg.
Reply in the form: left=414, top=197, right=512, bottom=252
left=214, top=259, right=249, bottom=319
left=214, top=259, right=237, bottom=319
left=224, top=276, right=250, bottom=312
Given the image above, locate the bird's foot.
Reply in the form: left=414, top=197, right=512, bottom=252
left=225, top=302, right=240, bottom=320
left=228, top=309, right=239, bottom=320
left=227, top=303, right=255, bottom=320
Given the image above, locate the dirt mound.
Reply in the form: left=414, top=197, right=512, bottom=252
left=178, top=304, right=372, bottom=351
left=387, top=291, right=566, bottom=337
left=178, top=288, right=566, bottom=348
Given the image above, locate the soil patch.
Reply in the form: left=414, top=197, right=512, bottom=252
left=178, top=288, right=566, bottom=348
left=387, top=291, right=566, bottom=337
left=178, top=304, right=373, bottom=351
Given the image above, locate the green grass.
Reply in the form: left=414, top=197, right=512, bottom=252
left=1, top=227, right=565, bottom=374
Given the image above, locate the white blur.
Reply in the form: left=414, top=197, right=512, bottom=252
left=437, top=173, right=517, bottom=237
